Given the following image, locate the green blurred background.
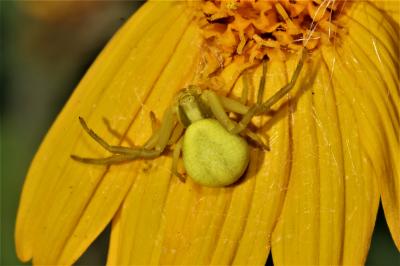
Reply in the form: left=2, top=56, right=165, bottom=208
left=1, top=1, right=399, bottom=265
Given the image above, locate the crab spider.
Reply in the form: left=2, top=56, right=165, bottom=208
left=71, top=49, right=307, bottom=187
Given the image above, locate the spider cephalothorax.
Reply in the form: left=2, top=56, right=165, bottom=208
left=175, top=86, right=211, bottom=127
left=71, top=49, right=306, bottom=187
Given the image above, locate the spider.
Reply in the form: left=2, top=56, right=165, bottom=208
left=71, top=49, right=307, bottom=187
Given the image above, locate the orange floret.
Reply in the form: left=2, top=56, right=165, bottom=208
left=200, top=0, right=349, bottom=66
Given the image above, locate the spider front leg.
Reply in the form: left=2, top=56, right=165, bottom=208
left=217, top=60, right=267, bottom=115
left=75, top=117, right=142, bottom=154
left=231, top=48, right=307, bottom=134
left=244, top=128, right=270, bottom=151
left=240, top=71, right=250, bottom=105
left=204, top=90, right=237, bottom=131
left=256, top=59, right=268, bottom=105
left=202, top=90, right=269, bottom=149
left=171, top=136, right=185, bottom=182
left=71, top=106, right=176, bottom=164
left=71, top=150, right=161, bottom=165
left=206, top=57, right=267, bottom=125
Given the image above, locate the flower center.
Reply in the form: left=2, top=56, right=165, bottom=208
left=200, top=0, right=349, bottom=65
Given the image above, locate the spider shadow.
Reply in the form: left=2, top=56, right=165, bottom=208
left=102, top=117, right=136, bottom=148
left=236, top=57, right=320, bottom=186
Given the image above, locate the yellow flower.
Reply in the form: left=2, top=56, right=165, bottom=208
left=16, top=0, right=399, bottom=265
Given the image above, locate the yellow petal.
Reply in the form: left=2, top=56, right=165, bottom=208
left=271, top=53, right=341, bottom=265
left=342, top=1, right=400, bottom=250
left=16, top=1, right=195, bottom=264
left=272, top=1, right=399, bottom=263
left=369, top=0, right=400, bottom=25
left=322, top=45, right=381, bottom=263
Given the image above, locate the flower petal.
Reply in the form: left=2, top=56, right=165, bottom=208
left=343, top=2, right=400, bottom=250
left=370, top=0, right=400, bottom=25
left=322, top=45, right=381, bottom=264
left=271, top=1, right=398, bottom=263
left=271, top=53, right=346, bottom=264
left=15, top=2, right=194, bottom=264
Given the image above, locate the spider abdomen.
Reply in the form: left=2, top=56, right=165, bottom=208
left=182, top=119, right=250, bottom=187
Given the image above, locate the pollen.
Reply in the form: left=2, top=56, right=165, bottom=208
left=200, top=0, right=348, bottom=65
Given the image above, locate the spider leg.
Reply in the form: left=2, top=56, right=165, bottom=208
left=219, top=95, right=249, bottom=115
left=231, top=48, right=307, bottom=134
left=144, top=107, right=176, bottom=150
left=258, top=48, right=307, bottom=114
left=143, top=111, right=162, bottom=149
left=256, top=59, right=268, bottom=105
left=171, top=137, right=185, bottom=182
left=73, top=106, right=177, bottom=165
left=207, top=91, right=270, bottom=150
left=71, top=149, right=161, bottom=165
left=168, top=122, right=185, bottom=146
left=204, top=90, right=237, bottom=131
left=243, top=129, right=270, bottom=151
left=149, top=111, right=160, bottom=133
left=153, top=106, right=176, bottom=152
left=143, top=129, right=160, bottom=150
left=78, top=117, right=141, bottom=154
left=240, top=71, right=250, bottom=104
left=225, top=59, right=267, bottom=134
left=224, top=63, right=264, bottom=112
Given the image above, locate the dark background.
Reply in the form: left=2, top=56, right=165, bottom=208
left=1, top=1, right=399, bottom=265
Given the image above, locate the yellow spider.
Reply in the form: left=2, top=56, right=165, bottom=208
left=71, top=49, right=307, bottom=187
